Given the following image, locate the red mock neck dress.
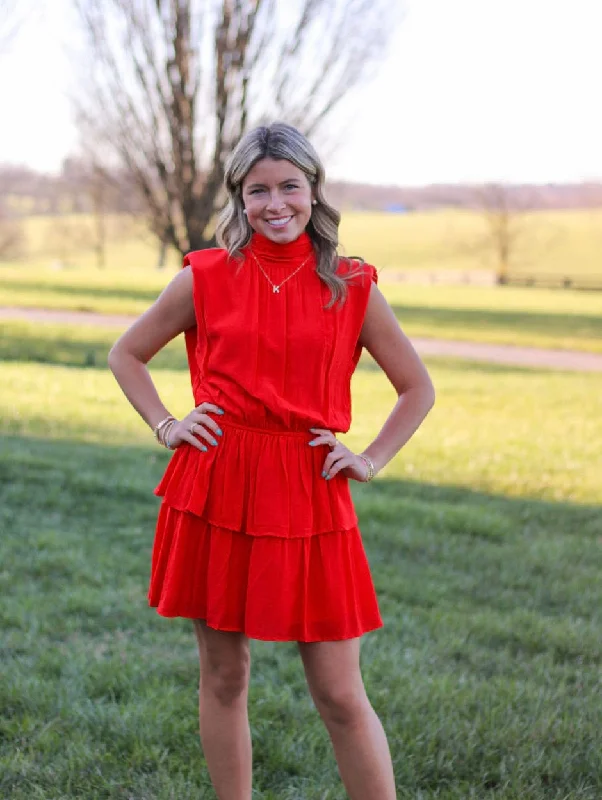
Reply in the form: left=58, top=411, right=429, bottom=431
left=148, top=231, right=383, bottom=642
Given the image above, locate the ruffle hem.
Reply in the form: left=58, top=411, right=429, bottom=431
left=148, top=420, right=383, bottom=642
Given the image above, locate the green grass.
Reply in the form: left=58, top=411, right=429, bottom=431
left=2, top=208, right=602, bottom=353
left=343, top=208, right=602, bottom=278
left=2, top=277, right=602, bottom=354
left=6, top=208, right=602, bottom=277
left=2, top=337, right=602, bottom=798
left=1, top=213, right=182, bottom=272
left=0, top=266, right=171, bottom=316
left=0, top=321, right=186, bottom=371
left=382, top=283, right=602, bottom=353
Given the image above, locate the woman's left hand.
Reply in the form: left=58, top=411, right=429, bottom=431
left=309, top=428, right=370, bottom=482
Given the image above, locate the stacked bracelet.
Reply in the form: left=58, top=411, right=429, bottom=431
left=153, top=415, right=177, bottom=449
left=358, top=453, right=376, bottom=482
left=163, top=420, right=177, bottom=449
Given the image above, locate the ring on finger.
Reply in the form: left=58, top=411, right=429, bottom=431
left=328, top=438, right=337, bottom=450
left=189, top=422, right=198, bottom=435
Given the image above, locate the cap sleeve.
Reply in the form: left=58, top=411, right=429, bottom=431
left=337, top=257, right=378, bottom=284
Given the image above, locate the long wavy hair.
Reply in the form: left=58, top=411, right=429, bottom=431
left=216, top=123, right=362, bottom=307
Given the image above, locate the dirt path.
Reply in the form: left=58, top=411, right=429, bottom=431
left=2, top=305, right=601, bottom=373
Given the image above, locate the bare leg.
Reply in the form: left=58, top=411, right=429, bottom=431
left=298, top=638, right=396, bottom=800
left=193, top=619, right=253, bottom=800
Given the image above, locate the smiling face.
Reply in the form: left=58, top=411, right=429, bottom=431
left=241, top=158, right=314, bottom=244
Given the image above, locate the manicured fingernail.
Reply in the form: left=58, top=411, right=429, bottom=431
left=325, top=475, right=331, bottom=481
left=309, top=441, right=317, bottom=447
left=217, top=409, right=225, bottom=415
left=321, top=471, right=327, bottom=478
left=201, top=445, right=208, bottom=452
left=210, top=438, right=218, bottom=446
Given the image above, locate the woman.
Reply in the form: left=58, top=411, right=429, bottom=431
left=109, top=122, right=435, bottom=800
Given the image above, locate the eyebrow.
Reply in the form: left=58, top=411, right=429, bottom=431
left=246, top=178, right=302, bottom=189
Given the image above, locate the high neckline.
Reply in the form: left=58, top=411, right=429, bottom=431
left=248, top=230, right=314, bottom=262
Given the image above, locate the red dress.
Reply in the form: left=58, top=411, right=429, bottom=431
left=148, top=231, right=383, bottom=642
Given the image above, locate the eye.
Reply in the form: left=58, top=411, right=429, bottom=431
left=249, top=188, right=265, bottom=195
left=285, top=183, right=299, bottom=191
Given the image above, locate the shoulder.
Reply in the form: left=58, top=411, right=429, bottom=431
left=183, top=247, right=234, bottom=272
left=336, top=256, right=378, bottom=287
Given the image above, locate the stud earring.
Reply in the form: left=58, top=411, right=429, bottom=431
left=243, top=209, right=248, bottom=215
left=312, top=200, right=317, bottom=206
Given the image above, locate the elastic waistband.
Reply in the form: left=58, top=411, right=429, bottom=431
left=220, top=419, right=312, bottom=439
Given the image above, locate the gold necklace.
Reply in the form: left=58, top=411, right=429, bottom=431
left=249, top=250, right=311, bottom=294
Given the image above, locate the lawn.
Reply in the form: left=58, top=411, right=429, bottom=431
left=5, top=208, right=602, bottom=277
left=1, top=334, right=601, bottom=798
left=341, top=208, right=602, bottom=279
left=2, top=208, right=602, bottom=354
left=2, top=279, right=602, bottom=354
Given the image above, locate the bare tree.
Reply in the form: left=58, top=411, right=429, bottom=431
left=470, top=183, right=542, bottom=284
left=0, top=210, right=25, bottom=260
left=59, top=157, right=146, bottom=267
left=61, top=157, right=115, bottom=268
left=73, top=0, right=400, bottom=256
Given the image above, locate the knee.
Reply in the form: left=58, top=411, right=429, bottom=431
left=312, top=684, right=369, bottom=727
left=201, top=658, right=250, bottom=706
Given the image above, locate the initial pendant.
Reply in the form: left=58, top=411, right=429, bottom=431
left=273, top=286, right=280, bottom=293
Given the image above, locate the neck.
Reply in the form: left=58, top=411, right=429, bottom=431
left=248, top=230, right=314, bottom=263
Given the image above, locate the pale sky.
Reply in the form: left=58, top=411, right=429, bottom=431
left=1, top=0, right=601, bottom=186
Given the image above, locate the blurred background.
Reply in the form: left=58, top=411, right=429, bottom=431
left=1, top=2, right=601, bottom=799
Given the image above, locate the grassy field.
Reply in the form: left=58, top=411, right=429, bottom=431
left=2, top=275, right=602, bottom=354
left=4, top=208, right=602, bottom=276
left=2, top=208, right=602, bottom=354
left=2, top=325, right=601, bottom=798
left=341, top=208, right=602, bottom=277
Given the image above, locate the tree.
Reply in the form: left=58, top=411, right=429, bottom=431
left=73, top=0, right=400, bottom=256
left=57, top=157, right=145, bottom=268
left=0, top=209, right=25, bottom=260
left=472, top=183, right=539, bottom=284
left=61, top=158, right=118, bottom=269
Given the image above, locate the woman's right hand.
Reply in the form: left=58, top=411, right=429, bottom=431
left=167, top=403, right=225, bottom=452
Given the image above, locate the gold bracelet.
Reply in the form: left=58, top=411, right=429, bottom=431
left=153, top=415, right=175, bottom=442
left=163, top=420, right=177, bottom=450
left=358, top=454, right=375, bottom=482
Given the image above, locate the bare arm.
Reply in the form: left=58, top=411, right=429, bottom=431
left=108, top=266, right=224, bottom=453
left=109, top=265, right=225, bottom=454
left=107, top=267, right=196, bottom=430
left=358, top=283, right=435, bottom=473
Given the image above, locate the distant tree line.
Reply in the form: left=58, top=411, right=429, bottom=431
left=326, top=181, right=602, bottom=213
left=0, top=162, right=142, bottom=217
left=4, top=163, right=602, bottom=218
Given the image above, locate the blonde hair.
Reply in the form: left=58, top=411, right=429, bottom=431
left=216, top=123, right=362, bottom=307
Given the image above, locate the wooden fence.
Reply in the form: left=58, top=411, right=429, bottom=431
left=499, top=274, right=602, bottom=291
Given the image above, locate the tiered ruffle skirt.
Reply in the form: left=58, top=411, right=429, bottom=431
left=148, top=420, right=383, bottom=642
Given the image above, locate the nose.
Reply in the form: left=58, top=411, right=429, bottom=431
left=266, top=190, right=286, bottom=212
